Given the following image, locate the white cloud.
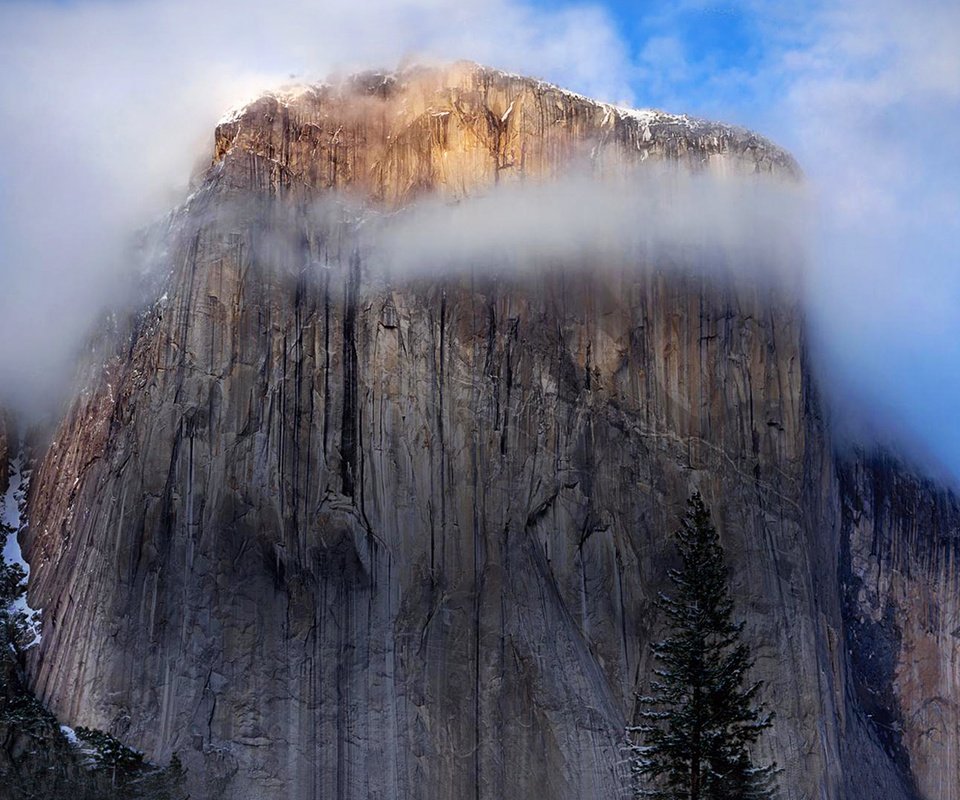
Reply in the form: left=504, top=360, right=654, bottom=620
left=764, top=0, right=960, bottom=476
left=368, top=169, right=806, bottom=286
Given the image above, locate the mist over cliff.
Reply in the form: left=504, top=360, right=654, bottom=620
left=0, top=0, right=958, bottom=483
left=0, top=64, right=951, bottom=800
left=0, top=0, right=630, bottom=415
left=0, top=0, right=958, bottom=797
left=368, top=167, right=807, bottom=285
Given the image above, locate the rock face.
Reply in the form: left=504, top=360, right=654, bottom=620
left=838, top=455, right=960, bottom=800
left=19, top=64, right=959, bottom=799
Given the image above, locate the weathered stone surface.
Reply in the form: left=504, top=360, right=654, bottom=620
left=838, top=454, right=960, bottom=800
left=18, top=64, right=957, bottom=799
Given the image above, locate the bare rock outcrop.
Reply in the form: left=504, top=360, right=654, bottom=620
left=18, top=64, right=956, bottom=799
left=838, top=455, right=960, bottom=800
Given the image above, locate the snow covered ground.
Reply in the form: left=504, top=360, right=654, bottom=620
left=2, top=444, right=41, bottom=644
left=2, top=450, right=28, bottom=564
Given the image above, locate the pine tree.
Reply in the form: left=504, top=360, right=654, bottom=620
left=626, top=493, right=778, bottom=800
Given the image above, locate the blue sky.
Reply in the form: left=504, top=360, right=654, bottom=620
left=520, top=1, right=792, bottom=132
left=0, top=0, right=958, bottom=479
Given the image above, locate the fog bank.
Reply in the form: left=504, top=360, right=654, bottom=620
left=368, top=169, right=807, bottom=287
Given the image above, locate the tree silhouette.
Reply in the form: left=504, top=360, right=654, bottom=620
left=626, top=493, right=778, bottom=799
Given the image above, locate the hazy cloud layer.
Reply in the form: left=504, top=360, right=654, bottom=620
left=779, top=0, right=960, bottom=475
left=368, top=169, right=807, bottom=288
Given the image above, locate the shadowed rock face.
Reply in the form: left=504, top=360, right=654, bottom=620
left=17, top=64, right=957, bottom=799
left=838, top=456, right=960, bottom=800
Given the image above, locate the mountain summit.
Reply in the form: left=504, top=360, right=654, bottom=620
left=16, top=64, right=960, bottom=800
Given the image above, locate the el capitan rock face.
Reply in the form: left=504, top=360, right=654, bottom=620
left=16, top=64, right=958, bottom=799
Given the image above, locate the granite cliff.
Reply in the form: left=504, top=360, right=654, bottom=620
left=13, top=64, right=960, bottom=799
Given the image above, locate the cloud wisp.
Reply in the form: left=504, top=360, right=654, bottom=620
left=773, top=0, right=960, bottom=478
left=366, top=168, right=807, bottom=290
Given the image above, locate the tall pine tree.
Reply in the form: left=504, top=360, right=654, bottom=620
left=626, top=493, right=778, bottom=799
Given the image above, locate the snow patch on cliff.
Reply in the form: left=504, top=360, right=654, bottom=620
left=2, top=444, right=41, bottom=645
left=217, top=84, right=328, bottom=126
left=60, top=724, right=80, bottom=746
left=2, top=452, right=29, bottom=571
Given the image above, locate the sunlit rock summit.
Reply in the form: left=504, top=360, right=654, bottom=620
left=15, top=63, right=960, bottom=800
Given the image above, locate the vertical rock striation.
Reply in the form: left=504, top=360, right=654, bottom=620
left=838, top=455, right=960, bottom=800
left=18, top=64, right=958, bottom=799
